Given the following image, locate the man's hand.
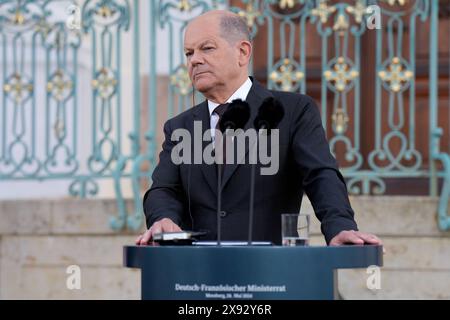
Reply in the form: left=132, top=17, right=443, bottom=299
left=329, top=230, right=382, bottom=246
left=135, top=218, right=182, bottom=245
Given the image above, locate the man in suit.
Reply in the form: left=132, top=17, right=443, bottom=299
left=136, top=10, right=381, bottom=246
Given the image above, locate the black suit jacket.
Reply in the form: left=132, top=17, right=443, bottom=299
left=143, top=79, right=358, bottom=244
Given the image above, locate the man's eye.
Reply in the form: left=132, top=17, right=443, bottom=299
left=203, top=47, right=214, bottom=51
left=185, top=52, right=192, bottom=57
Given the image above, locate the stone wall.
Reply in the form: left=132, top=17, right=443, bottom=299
left=0, top=196, right=449, bottom=299
left=305, top=196, right=450, bottom=299
left=0, top=199, right=143, bottom=299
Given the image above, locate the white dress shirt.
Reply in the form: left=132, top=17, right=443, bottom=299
left=208, top=77, right=253, bottom=139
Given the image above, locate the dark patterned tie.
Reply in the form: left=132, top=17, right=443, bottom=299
left=213, top=103, right=229, bottom=172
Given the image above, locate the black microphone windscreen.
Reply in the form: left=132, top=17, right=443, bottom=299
left=254, top=97, right=285, bottom=131
left=219, top=99, right=251, bottom=132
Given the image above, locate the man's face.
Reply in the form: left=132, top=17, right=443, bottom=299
left=184, top=17, right=241, bottom=95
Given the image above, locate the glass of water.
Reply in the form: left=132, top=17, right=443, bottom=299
left=281, top=213, right=310, bottom=246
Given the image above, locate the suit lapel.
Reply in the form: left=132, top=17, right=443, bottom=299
left=221, top=80, right=273, bottom=190
left=191, top=80, right=274, bottom=195
left=192, top=100, right=218, bottom=196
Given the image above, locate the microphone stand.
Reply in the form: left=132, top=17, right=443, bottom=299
left=216, top=128, right=229, bottom=246
left=215, top=100, right=251, bottom=246
left=217, top=161, right=222, bottom=246
left=248, top=127, right=265, bottom=245
left=248, top=135, right=257, bottom=245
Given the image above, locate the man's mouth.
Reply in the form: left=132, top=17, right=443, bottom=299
left=194, top=71, right=209, bottom=78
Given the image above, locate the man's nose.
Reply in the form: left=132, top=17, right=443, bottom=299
left=190, top=51, right=204, bottom=66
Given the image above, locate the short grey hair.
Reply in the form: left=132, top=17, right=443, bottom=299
left=219, top=15, right=251, bottom=44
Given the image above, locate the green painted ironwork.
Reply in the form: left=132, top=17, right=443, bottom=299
left=0, top=0, right=448, bottom=231
left=429, top=0, right=450, bottom=230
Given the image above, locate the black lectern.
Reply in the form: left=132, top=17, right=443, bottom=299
left=124, top=245, right=383, bottom=300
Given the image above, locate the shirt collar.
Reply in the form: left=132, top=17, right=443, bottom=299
left=207, top=77, right=253, bottom=116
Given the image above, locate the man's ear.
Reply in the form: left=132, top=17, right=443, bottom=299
left=238, top=40, right=252, bottom=67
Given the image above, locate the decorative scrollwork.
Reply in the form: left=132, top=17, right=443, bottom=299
left=42, top=22, right=81, bottom=50
left=0, top=0, right=44, bottom=33
left=323, top=57, right=359, bottom=93
left=375, top=0, right=421, bottom=15
left=346, top=176, right=386, bottom=195
left=170, top=64, right=191, bottom=96
left=329, top=135, right=364, bottom=171
left=269, top=58, right=304, bottom=92
left=0, top=140, right=41, bottom=178
left=178, top=0, right=192, bottom=12
left=237, top=2, right=261, bottom=28
left=47, top=69, right=74, bottom=102
left=382, top=0, right=408, bottom=6
left=332, top=13, right=349, bottom=35
left=346, top=0, right=368, bottom=24
left=69, top=177, right=99, bottom=198
left=3, top=73, right=33, bottom=104
left=368, top=131, right=422, bottom=172
left=378, top=57, right=414, bottom=93
left=279, top=0, right=296, bottom=10
left=43, top=144, right=78, bottom=175
left=35, top=18, right=51, bottom=38
left=88, top=137, right=118, bottom=174
left=91, top=68, right=118, bottom=100
left=332, top=108, right=349, bottom=135
left=311, top=0, right=336, bottom=24
left=82, top=0, right=130, bottom=30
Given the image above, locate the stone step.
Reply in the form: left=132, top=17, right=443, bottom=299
left=0, top=265, right=140, bottom=300
left=337, top=269, right=450, bottom=300
left=1, top=235, right=136, bottom=267
left=1, top=196, right=449, bottom=299
left=1, top=196, right=449, bottom=236
left=2, top=234, right=449, bottom=272
left=2, top=236, right=449, bottom=299
left=0, top=199, right=144, bottom=235
left=309, top=236, right=450, bottom=270
left=304, top=196, right=450, bottom=237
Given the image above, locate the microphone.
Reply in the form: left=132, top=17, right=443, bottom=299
left=216, top=99, right=250, bottom=245
left=219, top=99, right=251, bottom=132
left=253, top=97, right=285, bottom=132
left=248, top=97, right=284, bottom=245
